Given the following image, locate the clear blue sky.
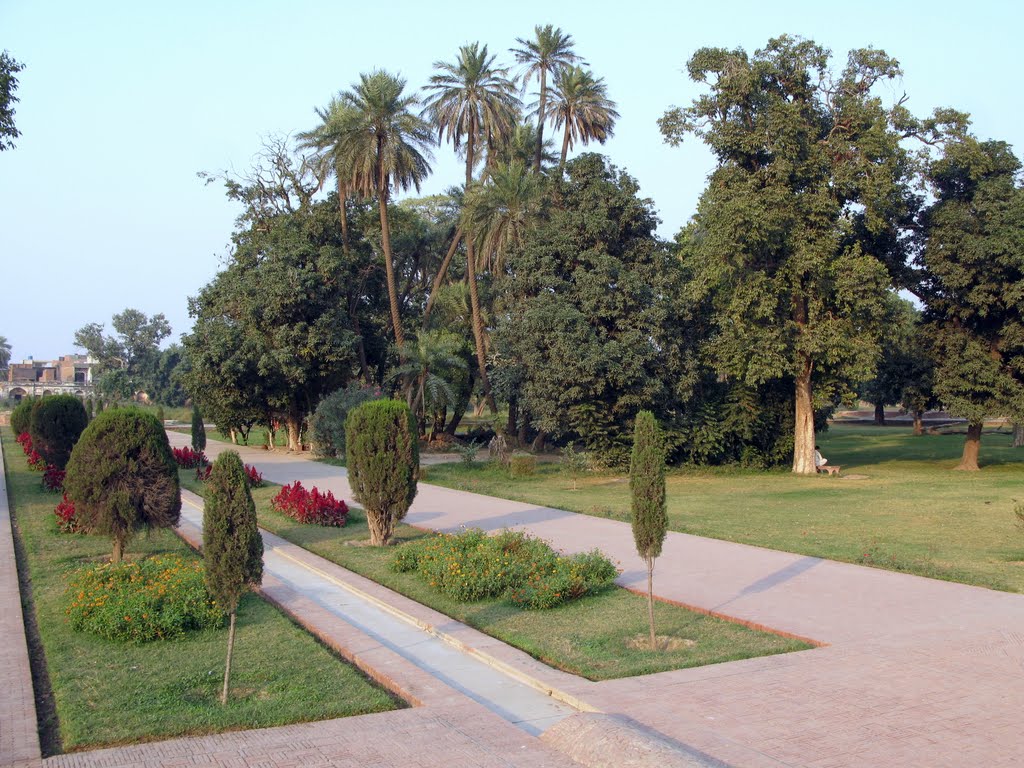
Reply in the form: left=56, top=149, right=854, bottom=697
left=2, top=0, right=1021, bottom=362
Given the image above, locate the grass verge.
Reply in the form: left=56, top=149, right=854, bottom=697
left=180, top=472, right=812, bottom=681
left=424, top=425, right=1024, bottom=593
left=1, top=427, right=399, bottom=753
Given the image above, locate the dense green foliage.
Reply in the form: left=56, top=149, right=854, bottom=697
left=64, top=409, right=181, bottom=562
left=309, top=382, right=381, bottom=457
left=66, top=555, right=222, bottom=643
left=345, top=399, right=418, bottom=545
left=390, top=528, right=617, bottom=609
left=191, top=403, right=207, bottom=452
left=29, top=394, right=88, bottom=469
left=75, top=309, right=172, bottom=400
left=0, top=50, right=23, bottom=151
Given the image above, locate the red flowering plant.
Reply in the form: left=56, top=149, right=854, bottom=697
left=16, top=431, right=32, bottom=454
left=271, top=481, right=348, bottom=526
left=54, top=493, right=82, bottom=533
left=42, top=465, right=66, bottom=492
left=195, top=464, right=212, bottom=482
left=172, top=446, right=208, bottom=469
left=244, top=464, right=264, bottom=488
left=27, top=450, right=47, bottom=471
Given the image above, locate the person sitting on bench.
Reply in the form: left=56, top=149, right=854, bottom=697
left=814, top=446, right=827, bottom=470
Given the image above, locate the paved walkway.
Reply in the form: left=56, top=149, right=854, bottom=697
left=168, top=434, right=1024, bottom=767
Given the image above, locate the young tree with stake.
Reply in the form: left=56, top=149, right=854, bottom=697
left=203, top=451, right=263, bottom=704
left=630, top=410, right=667, bottom=650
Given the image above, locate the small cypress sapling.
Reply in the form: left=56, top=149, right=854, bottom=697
left=85, top=397, right=94, bottom=420
left=191, top=404, right=207, bottom=452
left=630, top=410, right=667, bottom=650
left=64, top=409, right=181, bottom=563
left=345, top=400, right=419, bottom=546
left=203, top=450, right=263, bottom=705
left=95, top=399, right=105, bottom=414
left=156, top=405, right=165, bottom=425
left=29, top=394, right=88, bottom=469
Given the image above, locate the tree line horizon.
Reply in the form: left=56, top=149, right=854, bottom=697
left=60, top=29, right=1024, bottom=474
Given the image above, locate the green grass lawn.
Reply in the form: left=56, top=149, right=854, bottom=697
left=1, top=428, right=399, bottom=754
left=424, top=424, right=1024, bottom=592
left=180, top=472, right=810, bottom=680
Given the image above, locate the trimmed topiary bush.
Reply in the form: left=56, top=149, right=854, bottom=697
left=29, top=394, right=88, bottom=470
left=203, top=450, right=263, bottom=704
left=345, top=399, right=418, bottom=546
left=10, top=397, right=35, bottom=436
left=64, top=409, right=181, bottom=563
left=191, top=404, right=207, bottom=452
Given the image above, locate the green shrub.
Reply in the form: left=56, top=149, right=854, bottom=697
left=191, top=404, right=206, bottom=452
left=64, top=409, right=181, bottom=563
left=309, top=383, right=381, bottom=457
left=345, top=399, right=418, bottom=546
left=86, top=397, right=94, bottom=420
left=156, top=405, right=165, bottom=425
left=509, top=452, right=536, bottom=478
left=10, top=397, right=35, bottom=435
left=561, top=442, right=590, bottom=490
left=391, top=528, right=617, bottom=609
left=453, top=440, right=481, bottom=465
left=29, top=394, right=88, bottom=470
left=65, top=555, right=222, bottom=643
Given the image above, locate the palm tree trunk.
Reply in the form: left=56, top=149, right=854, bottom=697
left=534, top=69, right=547, bottom=173
left=422, top=228, right=462, bottom=330
left=337, top=178, right=351, bottom=256
left=221, top=611, right=236, bottom=705
left=467, top=245, right=498, bottom=415
left=378, top=183, right=406, bottom=353
left=559, top=125, right=571, bottom=175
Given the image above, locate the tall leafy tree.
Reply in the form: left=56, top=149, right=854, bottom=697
left=548, top=66, right=619, bottom=174
left=424, top=43, right=520, bottom=412
left=511, top=25, right=583, bottom=173
left=0, top=51, right=23, bottom=151
left=74, top=309, right=172, bottom=396
left=920, top=137, right=1024, bottom=470
left=335, top=71, right=434, bottom=351
left=203, top=451, right=263, bottom=705
left=661, top=37, right=916, bottom=474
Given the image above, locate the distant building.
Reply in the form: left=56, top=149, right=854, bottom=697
left=2, top=355, right=97, bottom=400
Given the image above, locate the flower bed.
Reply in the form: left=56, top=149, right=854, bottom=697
left=65, top=555, right=223, bottom=643
left=390, top=528, right=618, bottom=609
left=172, top=446, right=208, bottom=469
left=42, top=465, right=66, bottom=492
left=271, top=481, right=348, bottom=527
left=54, top=493, right=81, bottom=533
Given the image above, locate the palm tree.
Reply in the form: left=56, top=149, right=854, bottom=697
left=511, top=25, right=583, bottom=173
left=423, top=44, right=520, bottom=413
left=0, top=334, right=10, bottom=371
left=389, top=329, right=468, bottom=432
left=490, top=121, right=557, bottom=170
left=296, top=97, right=358, bottom=255
left=463, top=161, right=542, bottom=274
left=549, top=67, right=619, bottom=175
left=335, top=70, right=434, bottom=351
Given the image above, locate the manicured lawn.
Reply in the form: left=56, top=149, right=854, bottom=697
left=180, top=473, right=811, bottom=680
left=424, top=425, right=1024, bottom=592
left=1, top=428, right=399, bottom=754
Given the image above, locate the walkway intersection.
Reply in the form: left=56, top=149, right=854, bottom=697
left=2, top=431, right=1022, bottom=767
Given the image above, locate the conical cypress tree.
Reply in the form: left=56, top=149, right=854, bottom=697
left=191, top=404, right=207, bottom=453
left=203, top=450, right=263, bottom=704
left=630, top=410, right=667, bottom=650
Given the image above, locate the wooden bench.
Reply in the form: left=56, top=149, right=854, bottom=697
left=818, top=465, right=841, bottom=476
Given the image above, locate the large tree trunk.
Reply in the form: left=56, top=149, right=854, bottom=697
left=873, top=402, right=885, bottom=426
left=112, top=536, right=124, bottom=564
left=285, top=414, right=302, bottom=452
left=444, top=369, right=473, bottom=436
left=337, top=179, right=351, bottom=256
left=913, top=410, right=924, bottom=436
left=1014, top=423, right=1024, bottom=448
left=466, top=248, right=498, bottom=415
left=422, top=229, right=463, bottom=330
left=220, top=611, right=236, bottom=705
left=378, top=160, right=405, bottom=353
left=792, top=357, right=816, bottom=475
left=955, top=422, right=983, bottom=471
left=506, top=396, right=519, bottom=441
left=646, top=555, right=656, bottom=651
left=366, top=509, right=395, bottom=547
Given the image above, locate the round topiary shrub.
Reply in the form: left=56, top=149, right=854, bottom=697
left=10, top=397, right=36, bottom=436
left=345, top=399, right=418, bottom=546
left=29, top=394, right=88, bottom=470
left=65, top=555, right=222, bottom=643
left=64, top=409, right=181, bottom=563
